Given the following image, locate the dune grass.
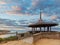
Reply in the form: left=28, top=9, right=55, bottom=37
left=0, top=36, right=18, bottom=43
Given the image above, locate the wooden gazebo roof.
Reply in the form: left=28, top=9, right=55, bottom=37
left=28, top=22, right=58, bottom=27
left=28, top=11, right=58, bottom=27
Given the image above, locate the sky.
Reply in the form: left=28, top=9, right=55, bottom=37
left=0, top=0, right=60, bottom=30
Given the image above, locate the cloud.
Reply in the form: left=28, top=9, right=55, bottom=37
left=30, top=0, right=60, bottom=11
left=0, top=18, right=29, bottom=27
left=1, top=0, right=60, bottom=19
left=7, top=0, right=60, bottom=15
left=6, top=11, right=21, bottom=14
left=12, top=6, right=22, bottom=11
left=50, top=15, right=58, bottom=20
left=6, top=5, right=27, bottom=15
left=0, top=1, right=7, bottom=4
left=4, top=0, right=60, bottom=15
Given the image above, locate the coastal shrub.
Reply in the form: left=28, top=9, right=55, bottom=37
left=4, top=38, right=10, bottom=41
left=0, top=38, right=4, bottom=43
left=0, top=36, right=18, bottom=43
left=5, top=36, right=17, bottom=41
left=2, top=38, right=8, bottom=43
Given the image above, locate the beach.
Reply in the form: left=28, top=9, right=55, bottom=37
left=0, top=37, right=60, bottom=45
left=0, top=37, right=33, bottom=45
left=36, top=39, right=60, bottom=45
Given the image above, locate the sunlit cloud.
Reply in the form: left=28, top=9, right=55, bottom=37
left=0, top=0, right=60, bottom=29
left=12, top=6, right=22, bottom=11
left=0, top=1, right=7, bottom=4
left=50, top=15, right=58, bottom=20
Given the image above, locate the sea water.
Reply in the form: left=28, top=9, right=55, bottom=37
left=0, top=28, right=60, bottom=38
left=0, top=30, right=29, bottom=38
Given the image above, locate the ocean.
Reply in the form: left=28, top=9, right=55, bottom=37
left=0, top=28, right=60, bottom=38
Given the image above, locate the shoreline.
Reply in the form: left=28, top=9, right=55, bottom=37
left=0, top=30, right=10, bottom=35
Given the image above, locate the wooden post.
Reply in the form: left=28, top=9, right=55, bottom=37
left=32, top=28, right=34, bottom=34
left=34, top=28, right=35, bottom=34
left=40, top=27, right=41, bottom=32
left=44, top=27, right=45, bottom=32
left=50, top=27, right=51, bottom=32
left=36, top=27, right=37, bottom=31
left=47, top=27, right=49, bottom=32
left=35, top=27, right=37, bottom=33
left=32, top=28, right=35, bottom=34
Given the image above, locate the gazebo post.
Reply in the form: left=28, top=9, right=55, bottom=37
left=33, top=28, right=35, bottom=34
left=36, top=27, right=37, bottom=33
left=34, top=28, right=36, bottom=33
left=50, top=26, right=51, bottom=32
left=44, top=27, right=45, bottom=32
left=47, top=27, right=49, bottom=32
left=40, top=27, right=41, bottom=32
left=32, top=27, right=34, bottom=34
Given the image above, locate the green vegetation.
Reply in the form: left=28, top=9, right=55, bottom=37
left=0, top=36, right=18, bottom=43
left=0, top=38, right=4, bottom=43
left=5, top=36, right=17, bottom=41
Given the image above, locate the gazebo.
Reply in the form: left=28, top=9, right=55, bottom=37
left=28, top=11, right=58, bottom=34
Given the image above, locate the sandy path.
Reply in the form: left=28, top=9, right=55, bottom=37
left=36, top=39, right=60, bottom=45
left=0, top=37, right=33, bottom=45
left=0, top=40, right=32, bottom=45
left=0, top=37, right=60, bottom=45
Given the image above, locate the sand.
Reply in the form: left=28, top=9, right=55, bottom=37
left=0, top=40, right=32, bottom=45
left=36, top=39, right=60, bottom=45
left=0, top=37, right=33, bottom=45
left=0, top=37, right=60, bottom=45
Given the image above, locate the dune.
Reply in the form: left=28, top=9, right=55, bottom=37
left=0, top=37, right=60, bottom=45
left=0, top=40, right=32, bottom=45
left=36, top=39, right=60, bottom=45
left=0, top=37, right=33, bottom=45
